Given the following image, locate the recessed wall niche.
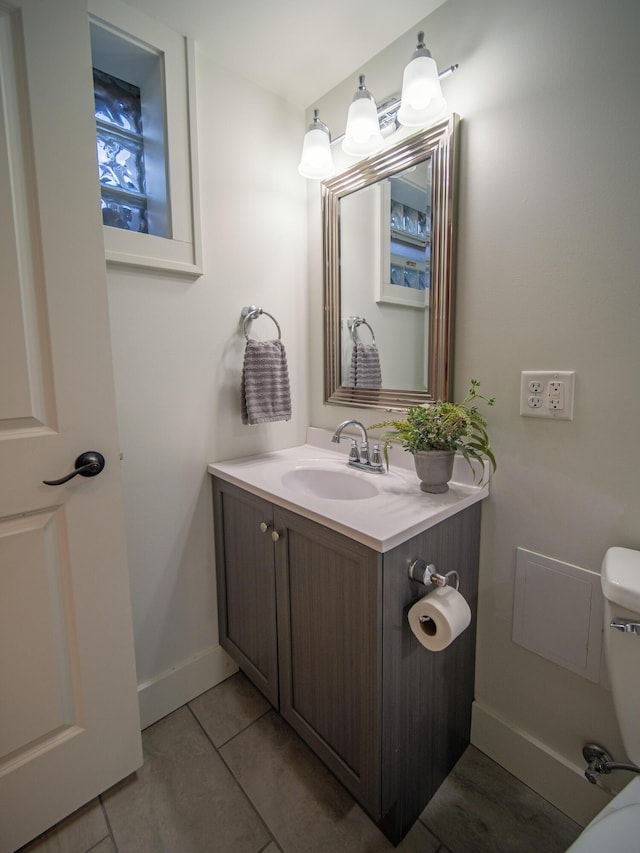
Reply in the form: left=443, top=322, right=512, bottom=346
left=89, top=0, right=202, bottom=276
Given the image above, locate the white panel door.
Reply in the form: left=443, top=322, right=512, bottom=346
left=0, top=1, right=142, bottom=849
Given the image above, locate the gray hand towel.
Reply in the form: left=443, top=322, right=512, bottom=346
left=241, top=339, right=292, bottom=425
left=349, top=341, right=382, bottom=388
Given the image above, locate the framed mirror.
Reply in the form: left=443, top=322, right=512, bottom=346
left=322, top=114, right=459, bottom=411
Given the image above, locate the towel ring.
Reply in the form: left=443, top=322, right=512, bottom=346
left=347, top=316, right=376, bottom=344
left=241, top=306, right=282, bottom=341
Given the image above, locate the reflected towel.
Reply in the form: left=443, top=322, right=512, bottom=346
left=241, top=339, right=292, bottom=425
left=349, top=342, right=382, bottom=388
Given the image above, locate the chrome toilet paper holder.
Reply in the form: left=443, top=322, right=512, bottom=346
left=408, top=558, right=460, bottom=591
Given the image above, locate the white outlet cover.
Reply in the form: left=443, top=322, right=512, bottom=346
left=520, top=371, right=575, bottom=419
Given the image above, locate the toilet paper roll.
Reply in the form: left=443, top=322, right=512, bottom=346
left=407, top=586, right=472, bottom=651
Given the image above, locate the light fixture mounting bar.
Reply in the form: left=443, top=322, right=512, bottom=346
left=439, top=63, right=459, bottom=80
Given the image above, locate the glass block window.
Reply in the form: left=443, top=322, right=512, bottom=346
left=93, top=68, right=148, bottom=233
left=89, top=3, right=200, bottom=274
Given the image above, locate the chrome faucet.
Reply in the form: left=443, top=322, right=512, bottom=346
left=331, top=419, right=385, bottom=474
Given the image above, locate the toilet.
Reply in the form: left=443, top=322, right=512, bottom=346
left=567, top=547, right=640, bottom=851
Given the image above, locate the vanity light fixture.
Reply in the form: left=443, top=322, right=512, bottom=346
left=298, top=36, right=457, bottom=180
left=342, top=74, right=384, bottom=157
left=397, top=31, right=446, bottom=127
left=298, top=109, right=335, bottom=179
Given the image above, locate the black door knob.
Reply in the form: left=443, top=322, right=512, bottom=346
left=43, top=451, right=106, bottom=486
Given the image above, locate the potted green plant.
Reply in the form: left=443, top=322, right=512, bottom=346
left=370, top=379, right=496, bottom=493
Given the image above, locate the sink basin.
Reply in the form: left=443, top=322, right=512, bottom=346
left=281, top=466, right=379, bottom=500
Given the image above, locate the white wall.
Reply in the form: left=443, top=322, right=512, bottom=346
left=308, top=0, right=640, bottom=824
left=107, top=40, right=308, bottom=726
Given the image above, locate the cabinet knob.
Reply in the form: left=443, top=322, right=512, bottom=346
left=259, top=522, right=269, bottom=533
left=271, top=530, right=280, bottom=542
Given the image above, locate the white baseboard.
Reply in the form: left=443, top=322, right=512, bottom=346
left=137, top=644, right=238, bottom=729
left=471, top=701, right=613, bottom=827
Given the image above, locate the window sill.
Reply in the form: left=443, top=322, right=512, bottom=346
left=104, top=229, right=203, bottom=278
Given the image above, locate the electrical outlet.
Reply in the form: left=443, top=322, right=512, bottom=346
left=547, top=381, right=565, bottom=410
left=520, top=371, right=575, bottom=419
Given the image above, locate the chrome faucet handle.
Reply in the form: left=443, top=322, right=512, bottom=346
left=371, top=444, right=383, bottom=467
left=333, top=433, right=360, bottom=462
left=610, top=618, right=640, bottom=634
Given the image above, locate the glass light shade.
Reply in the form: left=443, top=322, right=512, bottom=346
left=298, top=126, right=334, bottom=179
left=342, top=93, right=383, bottom=157
left=397, top=54, right=446, bottom=127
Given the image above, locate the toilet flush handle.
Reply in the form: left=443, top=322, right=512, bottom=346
left=609, top=618, right=640, bottom=635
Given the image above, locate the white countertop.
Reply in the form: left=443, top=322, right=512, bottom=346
left=208, top=428, right=489, bottom=553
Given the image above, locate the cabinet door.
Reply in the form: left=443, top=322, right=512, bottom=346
left=274, top=507, right=382, bottom=817
left=213, top=480, right=279, bottom=707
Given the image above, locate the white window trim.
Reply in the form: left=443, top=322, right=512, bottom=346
left=88, top=0, right=202, bottom=277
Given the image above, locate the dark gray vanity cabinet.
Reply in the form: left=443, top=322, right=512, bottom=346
left=212, top=483, right=279, bottom=706
left=213, top=478, right=381, bottom=814
left=212, top=476, right=481, bottom=844
left=274, top=504, right=382, bottom=817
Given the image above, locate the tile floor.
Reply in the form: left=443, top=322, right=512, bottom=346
left=19, top=672, right=582, bottom=853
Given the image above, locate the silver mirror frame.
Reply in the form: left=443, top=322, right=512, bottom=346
left=322, top=114, right=459, bottom=411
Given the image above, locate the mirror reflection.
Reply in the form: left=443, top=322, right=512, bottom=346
left=323, top=115, right=459, bottom=410
left=340, top=159, right=432, bottom=391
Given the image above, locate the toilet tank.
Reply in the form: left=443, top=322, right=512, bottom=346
left=601, top=547, right=640, bottom=765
